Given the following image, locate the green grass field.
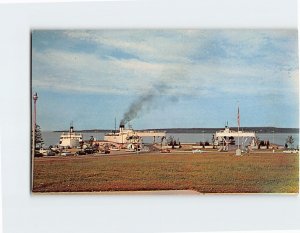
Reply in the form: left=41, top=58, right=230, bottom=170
left=32, top=152, right=299, bottom=193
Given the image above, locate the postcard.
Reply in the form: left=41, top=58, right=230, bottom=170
left=31, top=29, right=299, bottom=193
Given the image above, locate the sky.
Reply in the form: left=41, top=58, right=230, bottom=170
left=31, top=30, right=299, bottom=131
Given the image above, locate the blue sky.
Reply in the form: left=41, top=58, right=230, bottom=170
left=32, top=30, right=299, bottom=131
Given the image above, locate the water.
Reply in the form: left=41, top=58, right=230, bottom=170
left=41, top=131, right=299, bottom=148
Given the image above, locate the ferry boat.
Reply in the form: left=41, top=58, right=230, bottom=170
left=213, top=124, right=257, bottom=149
left=104, top=123, right=166, bottom=144
left=59, top=124, right=83, bottom=148
left=104, top=124, right=141, bottom=144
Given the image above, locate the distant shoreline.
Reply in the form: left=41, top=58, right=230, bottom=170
left=53, top=127, right=299, bottom=134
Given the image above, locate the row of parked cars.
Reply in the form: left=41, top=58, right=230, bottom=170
left=61, top=147, right=111, bottom=156
left=34, top=148, right=57, bottom=157
left=34, top=147, right=110, bottom=157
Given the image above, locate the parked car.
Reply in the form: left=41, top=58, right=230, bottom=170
left=125, top=149, right=135, bottom=152
left=50, top=148, right=60, bottom=154
left=61, top=151, right=73, bottom=156
left=34, top=151, right=43, bottom=157
left=192, top=149, right=203, bottom=154
left=283, top=149, right=299, bottom=154
left=39, top=148, right=48, bottom=156
left=84, top=148, right=95, bottom=154
left=75, top=150, right=86, bottom=156
left=47, top=151, right=56, bottom=156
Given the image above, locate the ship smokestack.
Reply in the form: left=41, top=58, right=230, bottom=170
left=119, top=123, right=125, bottom=132
left=70, top=121, right=74, bottom=133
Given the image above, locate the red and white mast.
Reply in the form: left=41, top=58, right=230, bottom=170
left=32, top=92, right=38, bottom=155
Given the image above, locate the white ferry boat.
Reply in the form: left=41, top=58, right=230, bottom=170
left=59, top=125, right=83, bottom=148
left=213, top=124, right=257, bottom=149
left=104, top=123, right=166, bottom=144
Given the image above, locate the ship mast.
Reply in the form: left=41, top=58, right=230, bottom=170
left=70, top=120, right=73, bottom=145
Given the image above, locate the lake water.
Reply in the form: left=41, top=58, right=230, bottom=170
left=41, top=131, right=299, bottom=148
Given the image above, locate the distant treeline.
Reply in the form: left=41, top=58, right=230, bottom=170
left=54, top=129, right=111, bottom=133
left=54, top=127, right=299, bottom=134
left=152, top=127, right=299, bottom=134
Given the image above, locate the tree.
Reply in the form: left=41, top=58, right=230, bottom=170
left=89, top=136, right=95, bottom=147
left=286, top=136, right=294, bottom=149
left=167, top=136, right=174, bottom=146
left=33, top=124, right=44, bottom=149
left=160, top=136, right=166, bottom=148
left=259, top=140, right=265, bottom=147
left=256, top=137, right=262, bottom=149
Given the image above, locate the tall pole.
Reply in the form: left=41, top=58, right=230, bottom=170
left=31, top=92, right=38, bottom=191
left=236, top=104, right=241, bottom=156
left=32, top=92, right=38, bottom=156
left=237, top=105, right=240, bottom=150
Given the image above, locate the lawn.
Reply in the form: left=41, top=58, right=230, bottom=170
left=32, top=152, right=299, bottom=193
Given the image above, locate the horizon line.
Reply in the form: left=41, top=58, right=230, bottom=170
left=44, top=126, right=300, bottom=132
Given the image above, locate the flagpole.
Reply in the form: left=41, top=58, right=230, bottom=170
left=238, top=105, right=240, bottom=150
left=236, top=104, right=241, bottom=156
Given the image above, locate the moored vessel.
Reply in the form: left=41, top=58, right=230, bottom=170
left=104, top=123, right=166, bottom=144
left=59, top=124, right=83, bottom=148
left=213, top=124, right=257, bottom=150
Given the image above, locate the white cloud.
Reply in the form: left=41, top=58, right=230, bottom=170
left=32, top=30, right=298, bottom=98
left=110, top=58, right=164, bottom=73
left=33, top=49, right=296, bottom=99
left=32, top=49, right=184, bottom=95
left=63, top=30, right=196, bottom=63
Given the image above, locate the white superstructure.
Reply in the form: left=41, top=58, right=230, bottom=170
left=104, top=124, right=166, bottom=144
left=59, top=125, right=83, bottom=148
left=213, top=125, right=257, bottom=149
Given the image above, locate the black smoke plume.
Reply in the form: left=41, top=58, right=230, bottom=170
left=120, top=83, right=168, bottom=125
left=120, top=67, right=189, bottom=126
